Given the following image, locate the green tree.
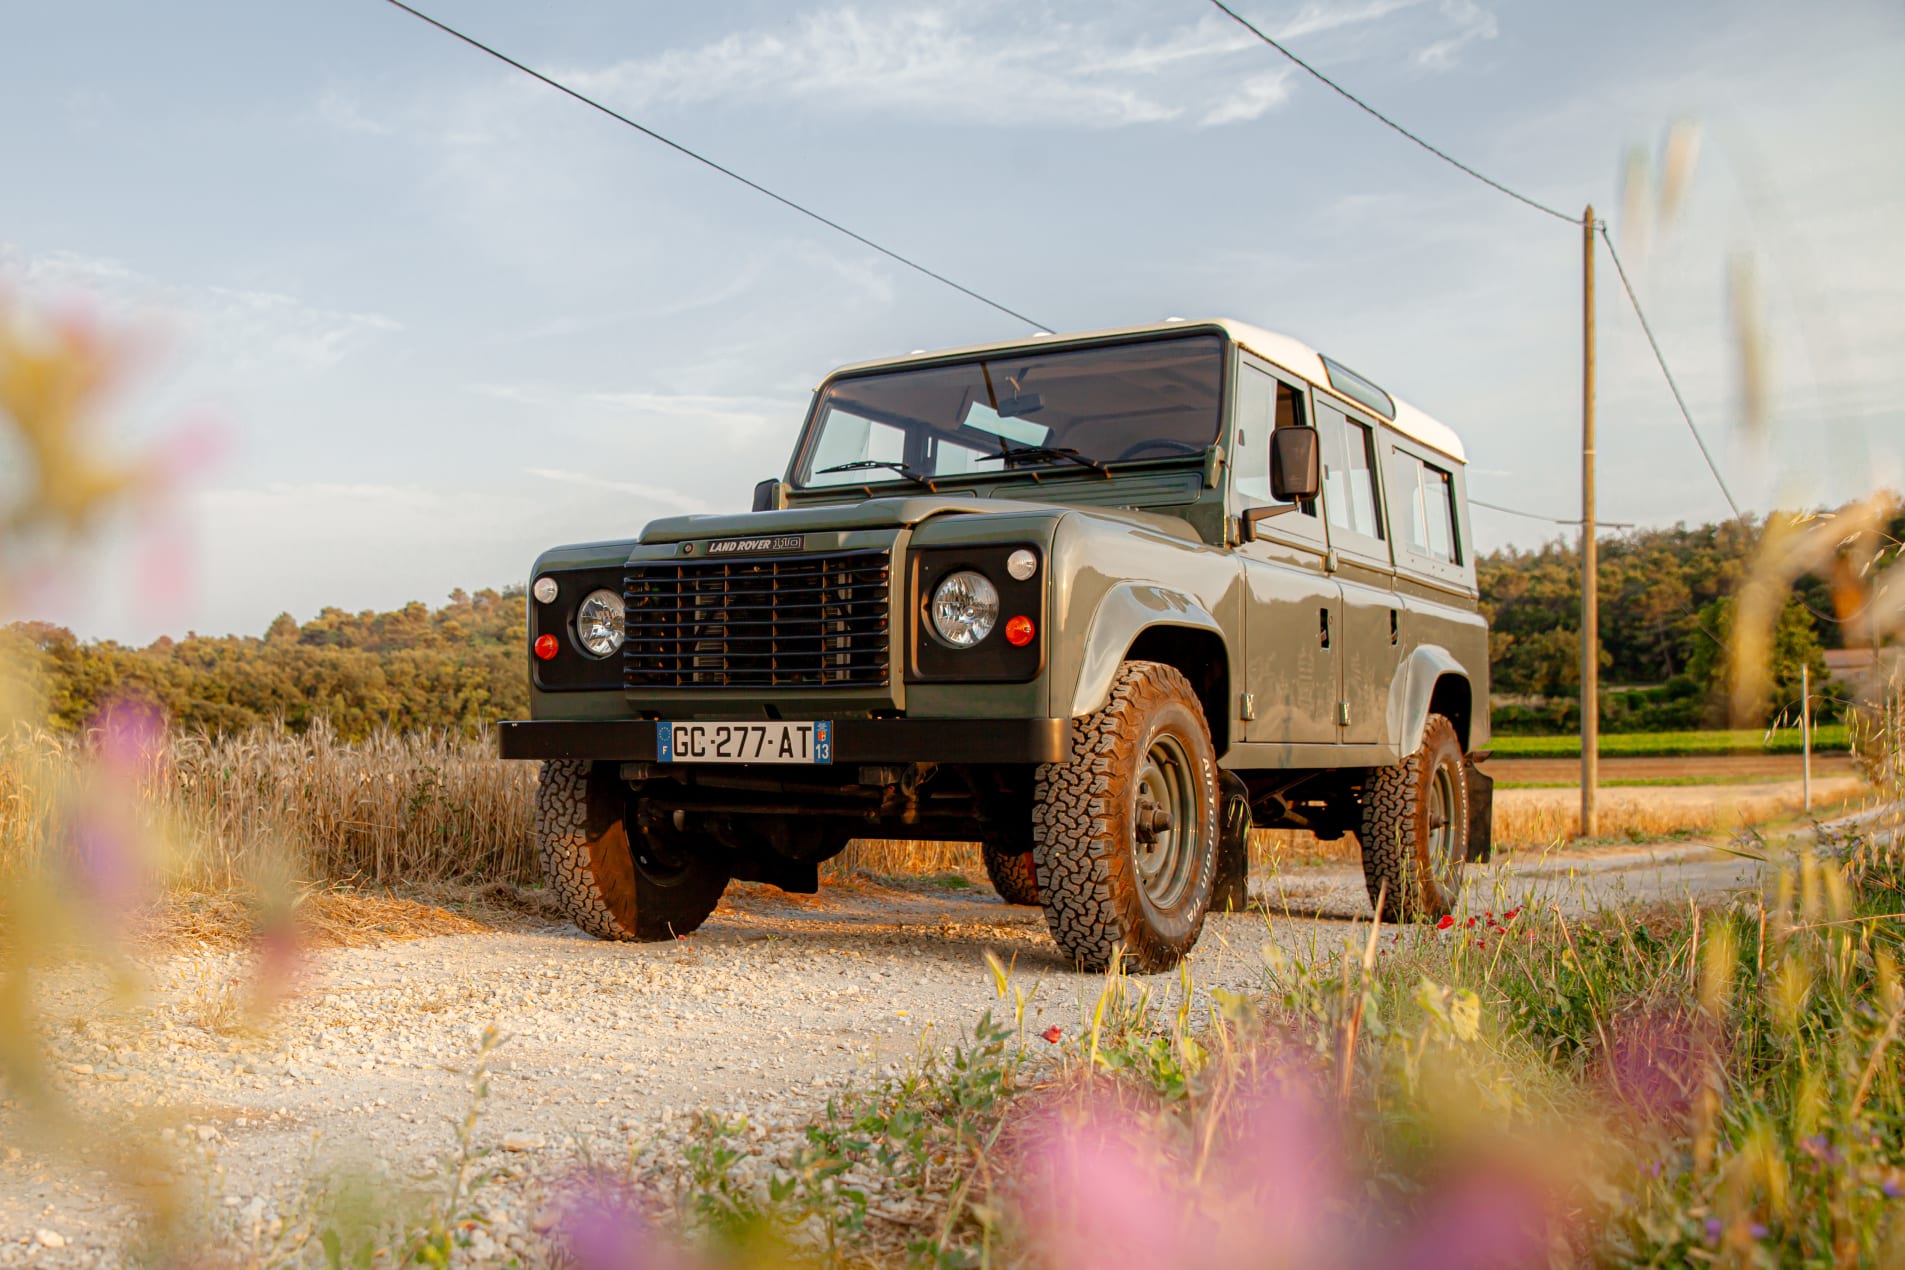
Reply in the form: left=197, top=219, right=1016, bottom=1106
left=1685, top=593, right=1830, bottom=727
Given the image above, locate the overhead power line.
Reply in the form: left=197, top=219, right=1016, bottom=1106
left=1211, top=0, right=1746, bottom=528
left=1206, top=0, right=1577, bottom=224
left=1597, top=227, right=1746, bottom=522
left=380, top=0, right=1053, bottom=333
left=1471, top=497, right=1633, bottom=531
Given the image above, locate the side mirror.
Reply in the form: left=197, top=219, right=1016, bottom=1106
left=751, top=479, right=786, bottom=512
left=1270, top=426, right=1321, bottom=502
left=1241, top=426, right=1321, bottom=542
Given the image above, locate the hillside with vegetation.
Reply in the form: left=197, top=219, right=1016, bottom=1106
left=1, top=504, right=1896, bottom=740
left=1, top=587, right=528, bottom=738
left=1481, top=499, right=1901, bottom=732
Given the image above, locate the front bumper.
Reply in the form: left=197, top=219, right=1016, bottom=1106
left=497, top=717, right=1070, bottom=765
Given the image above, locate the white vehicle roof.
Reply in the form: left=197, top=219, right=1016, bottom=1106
left=825, top=317, right=1466, bottom=464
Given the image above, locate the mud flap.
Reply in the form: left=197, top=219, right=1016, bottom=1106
left=1212, top=771, right=1253, bottom=913
left=1464, top=759, right=1494, bottom=863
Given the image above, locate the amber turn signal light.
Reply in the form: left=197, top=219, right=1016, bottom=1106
left=1004, top=615, right=1036, bottom=647
left=533, top=633, right=560, bottom=661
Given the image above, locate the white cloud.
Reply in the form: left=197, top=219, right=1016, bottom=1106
left=1278, top=0, right=1426, bottom=42
left=314, top=89, right=391, bottom=137
left=525, top=466, right=712, bottom=514
left=1202, top=70, right=1295, bottom=126
left=1414, top=0, right=1497, bottom=71
left=0, top=244, right=402, bottom=375
left=560, top=6, right=1283, bottom=130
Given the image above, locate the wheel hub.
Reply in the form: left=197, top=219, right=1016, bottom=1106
left=1426, top=760, right=1462, bottom=892
left=1132, top=734, right=1198, bottom=910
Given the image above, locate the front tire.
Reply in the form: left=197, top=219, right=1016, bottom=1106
left=1032, top=661, right=1220, bottom=973
left=535, top=761, right=729, bottom=940
left=1358, top=714, right=1468, bottom=922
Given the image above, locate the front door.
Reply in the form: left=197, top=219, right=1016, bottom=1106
left=1233, top=361, right=1340, bottom=745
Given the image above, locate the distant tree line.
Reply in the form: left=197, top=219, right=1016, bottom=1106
left=1480, top=498, right=1902, bottom=731
left=2, top=503, right=1897, bottom=739
left=2, top=588, right=528, bottom=739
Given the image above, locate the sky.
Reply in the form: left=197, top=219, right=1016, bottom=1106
left=2, top=0, right=1901, bottom=644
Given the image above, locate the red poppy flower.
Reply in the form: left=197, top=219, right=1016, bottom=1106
left=1465, top=916, right=1478, bottom=928
left=1504, top=907, right=1522, bottom=921
left=1436, top=915, right=1455, bottom=930
left=1041, top=1025, right=1063, bottom=1044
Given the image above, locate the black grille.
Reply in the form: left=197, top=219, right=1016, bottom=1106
left=623, top=550, right=892, bottom=688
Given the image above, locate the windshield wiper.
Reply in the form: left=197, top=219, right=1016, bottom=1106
left=815, top=459, right=937, bottom=490
left=975, top=445, right=1111, bottom=479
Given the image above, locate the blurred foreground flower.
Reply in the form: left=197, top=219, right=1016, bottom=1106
left=555, top=1170, right=691, bottom=1270
left=1020, top=1065, right=1553, bottom=1270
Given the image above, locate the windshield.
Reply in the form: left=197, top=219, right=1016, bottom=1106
left=794, top=334, right=1224, bottom=488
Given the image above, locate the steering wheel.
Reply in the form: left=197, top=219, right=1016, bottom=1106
left=1111, top=438, right=1205, bottom=461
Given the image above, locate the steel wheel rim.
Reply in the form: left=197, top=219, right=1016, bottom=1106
left=1427, top=759, right=1462, bottom=892
left=1134, top=733, right=1198, bottom=910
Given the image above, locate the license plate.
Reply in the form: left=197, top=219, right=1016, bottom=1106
left=656, top=721, right=833, bottom=765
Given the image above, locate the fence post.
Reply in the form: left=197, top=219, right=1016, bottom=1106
left=1801, top=662, right=1811, bottom=812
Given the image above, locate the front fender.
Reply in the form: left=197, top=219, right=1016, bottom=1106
left=1385, top=645, right=1470, bottom=757
left=1068, top=582, right=1227, bottom=718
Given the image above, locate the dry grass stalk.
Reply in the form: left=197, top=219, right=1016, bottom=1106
left=0, top=722, right=538, bottom=894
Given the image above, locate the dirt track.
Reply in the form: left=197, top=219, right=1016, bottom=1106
left=0, top=840, right=1785, bottom=1264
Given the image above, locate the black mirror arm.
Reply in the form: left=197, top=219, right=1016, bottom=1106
left=1240, top=502, right=1304, bottom=542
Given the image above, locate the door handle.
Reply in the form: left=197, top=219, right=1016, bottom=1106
left=1319, top=607, right=1331, bottom=649
left=1389, top=608, right=1400, bottom=646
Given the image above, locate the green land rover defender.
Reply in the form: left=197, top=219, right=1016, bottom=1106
left=499, top=320, right=1491, bottom=972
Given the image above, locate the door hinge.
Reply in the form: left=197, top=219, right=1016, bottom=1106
left=1239, top=692, right=1256, bottom=721
left=1338, top=701, right=1352, bottom=727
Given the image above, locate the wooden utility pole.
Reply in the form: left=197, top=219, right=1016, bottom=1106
left=1581, top=205, right=1599, bottom=838
left=1801, top=663, right=1812, bottom=811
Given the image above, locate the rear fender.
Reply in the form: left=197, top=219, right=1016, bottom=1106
left=1385, top=645, right=1472, bottom=758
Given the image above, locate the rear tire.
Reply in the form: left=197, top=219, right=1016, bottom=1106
left=1032, top=661, right=1220, bottom=973
left=535, top=761, right=728, bottom=940
left=981, top=841, right=1040, bottom=906
left=1358, top=714, right=1468, bottom=922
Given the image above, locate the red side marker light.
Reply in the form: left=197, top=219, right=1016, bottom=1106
left=533, top=633, right=560, bottom=661
left=1005, top=615, right=1036, bottom=647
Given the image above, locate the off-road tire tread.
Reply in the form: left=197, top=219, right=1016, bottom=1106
left=1358, top=714, right=1465, bottom=923
left=536, top=760, right=635, bottom=940
left=981, top=843, right=1040, bottom=906
left=1033, top=660, right=1217, bottom=973
left=535, top=760, right=725, bottom=941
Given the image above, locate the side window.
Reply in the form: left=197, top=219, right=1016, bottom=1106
left=1318, top=403, right=1384, bottom=543
left=1233, top=367, right=1313, bottom=508
left=1395, top=450, right=1461, bottom=564
left=1232, top=363, right=1322, bottom=543
left=1231, top=366, right=1276, bottom=505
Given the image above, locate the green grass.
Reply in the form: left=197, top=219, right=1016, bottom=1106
left=1499, top=773, right=1837, bottom=789
left=1490, top=724, right=1850, bottom=757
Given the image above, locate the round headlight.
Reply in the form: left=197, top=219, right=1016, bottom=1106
left=575, top=589, right=625, bottom=658
left=930, top=571, right=999, bottom=648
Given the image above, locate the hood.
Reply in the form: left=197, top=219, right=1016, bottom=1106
left=639, top=495, right=1055, bottom=544
left=640, top=493, right=1209, bottom=548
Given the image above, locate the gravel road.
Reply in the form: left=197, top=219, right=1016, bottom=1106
left=0, top=840, right=1773, bottom=1265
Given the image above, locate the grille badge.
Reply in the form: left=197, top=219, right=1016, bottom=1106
left=705, top=534, right=806, bottom=556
